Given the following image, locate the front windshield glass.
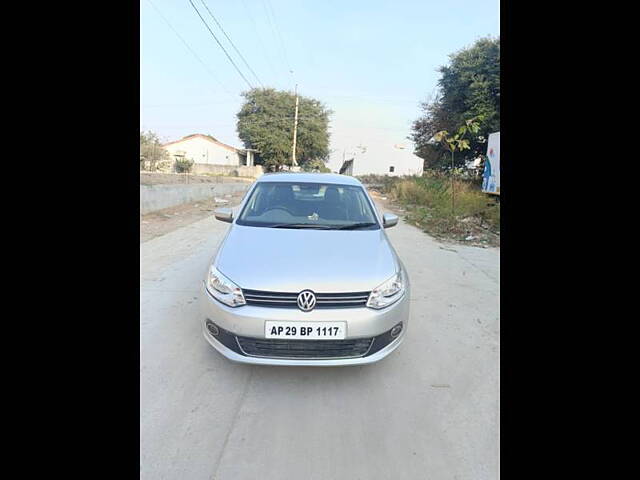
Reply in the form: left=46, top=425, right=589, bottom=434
left=236, top=181, right=380, bottom=230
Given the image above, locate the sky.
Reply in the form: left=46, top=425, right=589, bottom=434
left=140, top=0, right=499, bottom=171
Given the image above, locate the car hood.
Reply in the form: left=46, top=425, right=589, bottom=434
left=215, top=224, right=399, bottom=293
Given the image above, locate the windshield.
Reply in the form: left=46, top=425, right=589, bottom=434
left=236, top=181, right=380, bottom=229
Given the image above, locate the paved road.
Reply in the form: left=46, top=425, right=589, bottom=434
left=140, top=206, right=500, bottom=480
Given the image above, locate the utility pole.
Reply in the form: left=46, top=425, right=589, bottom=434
left=291, top=84, right=299, bottom=167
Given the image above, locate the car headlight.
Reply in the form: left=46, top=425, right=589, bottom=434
left=205, top=266, right=246, bottom=307
left=367, top=270, right=405, bottom=309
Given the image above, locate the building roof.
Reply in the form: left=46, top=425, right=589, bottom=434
left=162, top=133, right=245, bottom=154
left=258, top=172, right=361, bottom=186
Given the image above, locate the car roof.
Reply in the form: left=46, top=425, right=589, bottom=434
left=257, top=172, right=362, bottom=186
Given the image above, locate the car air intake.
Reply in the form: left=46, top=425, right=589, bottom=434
left=235, top=337, right=374, bottom=359
left=242, top=289, right=370, bottom=308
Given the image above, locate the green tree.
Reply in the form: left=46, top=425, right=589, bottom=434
left=174, top=157, right=194, bottom=173
left=410, top=37, right=499, bottom=170
left=140, top=130, right=170, bottom=171
left=433, top=117, right=482, bottom=215
left=236, top=88, right=332, bottom=171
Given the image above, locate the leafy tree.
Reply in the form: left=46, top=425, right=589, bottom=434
left=140, top=130, right=170, bottom=171
left=433, top=117, right=482, bottom=215
left=237, top=88, right=332, bottom=171
left=410, top=37, right=499, bottom=170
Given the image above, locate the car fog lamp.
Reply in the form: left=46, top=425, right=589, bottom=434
left=390, top=322, right=403, bottom=338
left=205, top=320, right=219, bottom=336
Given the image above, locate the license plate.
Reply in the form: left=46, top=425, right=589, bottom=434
left=265, top=321, right=347, bottom=340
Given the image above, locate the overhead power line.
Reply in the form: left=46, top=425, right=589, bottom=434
left=240, top=0, right=278, bottom=85
left=265, top=0, right=291, bottom=74
left=199, top=0, right=264, bottom=88
left=145, top=0, right=234, bottom=99
left=187, top=0, right=255, bottom=90
left=261, top=0, right=289, bottom=85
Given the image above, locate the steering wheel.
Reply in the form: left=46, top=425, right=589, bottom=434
left=264, top=206, right=296, bottom=216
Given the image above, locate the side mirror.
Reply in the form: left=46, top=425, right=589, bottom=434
left=214, top=207, right=233, bottom=223
left=382, top=213, right=398, bottom=228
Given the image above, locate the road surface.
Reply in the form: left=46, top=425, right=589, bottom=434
left=140, top=204, right=500, bottom=480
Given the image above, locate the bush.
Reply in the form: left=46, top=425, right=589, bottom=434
left=393, top=180, right=431, bottom=205
left=174, top=158, right=194, bottom=173
left=302, top=159, right=331, bottom=173
left=376, top=173, right=500, bottom=238
left=356, top=172, right=499, bottom=235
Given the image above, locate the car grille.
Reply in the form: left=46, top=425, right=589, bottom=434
left=236, top=336, right=374, bottom=359
left=242, top=289, right=370, bottom=308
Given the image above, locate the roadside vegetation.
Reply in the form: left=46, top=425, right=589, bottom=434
left=359, top=173, right=500, bottom=246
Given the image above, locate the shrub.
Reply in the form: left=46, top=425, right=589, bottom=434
left=175, top=158, right=194, bottom=173
left=392, top=180, right=430, bottom=206
left=383, top=173, right=500, bottom=238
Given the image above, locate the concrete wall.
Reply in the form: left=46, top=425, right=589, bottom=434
left=140, top=182, right=251, bottom=214
left=191, top=163, right=263, bottom=178
left=140, top=171, right=255, bottom=184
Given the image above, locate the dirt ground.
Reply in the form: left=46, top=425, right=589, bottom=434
left=140, top=172, right=253, bottom=186
left=140, top=190, right=246, bottom=243
left=369, top=189, right=500, bottom=248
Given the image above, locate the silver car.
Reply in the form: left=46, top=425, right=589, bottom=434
left=200, top=173, right=410, bottom=366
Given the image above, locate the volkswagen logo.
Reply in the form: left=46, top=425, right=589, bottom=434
left=297, top=290, right=316, bottom=312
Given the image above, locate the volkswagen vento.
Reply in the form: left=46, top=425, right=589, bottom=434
left=200, top=173, right=410, bottom=366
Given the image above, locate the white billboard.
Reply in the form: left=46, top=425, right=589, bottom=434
left=482, top=132, right=500, bottom=195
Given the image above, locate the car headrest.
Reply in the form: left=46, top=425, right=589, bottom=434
left=271, top=184, right=294, bottom=203
left=324, top=186, right=340, bottom=204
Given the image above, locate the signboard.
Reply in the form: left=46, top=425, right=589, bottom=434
left=482, top=132, right=500, bottom=195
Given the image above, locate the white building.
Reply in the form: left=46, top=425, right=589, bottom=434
left=337, top=143, right=424, bottom=177
left=162, top=133, right=256, bottom=167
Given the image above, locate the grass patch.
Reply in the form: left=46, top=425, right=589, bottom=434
left=358, top=173, right=500, bottom=243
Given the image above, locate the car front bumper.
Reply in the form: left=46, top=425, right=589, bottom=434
left=199, top=282, right=410, bottom=366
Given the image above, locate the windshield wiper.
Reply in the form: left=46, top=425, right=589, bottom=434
left=268, top=223, right=333, bottom=229
left=333, top=222, right=377, bottom=230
